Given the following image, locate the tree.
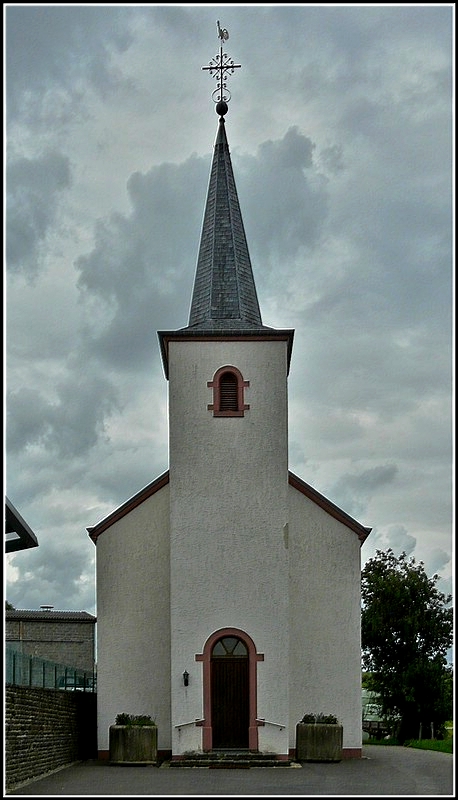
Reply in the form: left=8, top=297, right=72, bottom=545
left=361, top=549, right=453, bottom=743
left=5, top=600, right=15, bottom=610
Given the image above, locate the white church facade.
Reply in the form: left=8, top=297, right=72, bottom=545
left=88, top=38, right=371, bottom=762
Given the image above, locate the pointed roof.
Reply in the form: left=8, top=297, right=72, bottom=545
left=158, top=109, right=294, bottom=377
left=187, top=115, right=264, bottom=330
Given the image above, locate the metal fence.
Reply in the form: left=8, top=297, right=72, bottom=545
left=5, top=648, right=96, bottom=692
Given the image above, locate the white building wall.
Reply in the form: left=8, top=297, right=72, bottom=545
left=288, top=484, right=363, bottom=752
left=168, top=339, right=290, bottom=754
left=95, top=485, right=171, bottom=753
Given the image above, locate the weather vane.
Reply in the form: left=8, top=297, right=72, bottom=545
left=202, top=21, right=241, bottom=111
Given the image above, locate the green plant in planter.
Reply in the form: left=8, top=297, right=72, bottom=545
left=301, top=713, right=316, bottom=724
left=115, top=713, right=156, bottom=726
left=296, top=712, right=342, bottom=762
left=110, top=713, right=157, bottom=764
left=300, top=712, right=339, bottom=724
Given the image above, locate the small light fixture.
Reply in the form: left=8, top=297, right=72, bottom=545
left=183, top=670, right=189, bottom=687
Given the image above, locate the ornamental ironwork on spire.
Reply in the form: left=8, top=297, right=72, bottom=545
left=202, top=21, right=241, bottom=115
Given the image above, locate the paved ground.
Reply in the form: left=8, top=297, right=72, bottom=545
left=6, top=746, right=454, bottom=796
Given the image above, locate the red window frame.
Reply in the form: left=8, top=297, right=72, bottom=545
left=207, top=366, right=250, bottom=417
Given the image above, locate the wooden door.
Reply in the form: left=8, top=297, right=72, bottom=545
left=211, top=637, right=249, bottom=749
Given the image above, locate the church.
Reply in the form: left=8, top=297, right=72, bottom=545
left=87, top=31, right=371, bottom=763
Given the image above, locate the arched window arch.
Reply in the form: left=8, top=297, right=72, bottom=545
left=207, top=366, right=250, bottom=417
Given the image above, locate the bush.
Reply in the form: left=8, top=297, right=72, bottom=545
left=115, top=713, right=156, bottom=726
left=300, top=713, right=339, bottom=724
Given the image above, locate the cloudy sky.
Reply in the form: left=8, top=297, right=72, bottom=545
left=5, top=4, right=453, bottom=619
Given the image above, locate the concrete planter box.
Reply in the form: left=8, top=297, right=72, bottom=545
left=296, top=723, right=343, bottom=762
left=109, top=725, right=157, bottom=765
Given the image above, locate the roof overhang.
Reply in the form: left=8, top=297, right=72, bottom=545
left=158, top=327, right=295, bottom=379
left=87, top=471, right=170, bottom=543
left=5, top=497, right=39, bottom=553
left=288, top=471, right=372, bottom=544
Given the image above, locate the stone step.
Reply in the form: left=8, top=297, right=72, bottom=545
left=169, top=751, right=292, bottom=768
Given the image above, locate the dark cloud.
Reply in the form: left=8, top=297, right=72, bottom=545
left=7, top=151, right=71, bottom=279
left=75, top=154, right=208, bottom=369
left=6, top=388, right=52, bottom=454
left=7, top=372, right=120, bottom=460
left=5, top=5, right=452, bottom=615
left=427, top=548, right=452, bottom=578
left=6, top=540, right=95, bottom=612
left=385, top=524, right=417, bottom=558
left=239, top=127, right=329, bottom=270
left=6, top=5, right=136, bottom=123
left=328, top=464, right=398, bottom=519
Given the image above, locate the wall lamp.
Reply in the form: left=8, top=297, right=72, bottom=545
left=183, top=670, right=189, bottom=687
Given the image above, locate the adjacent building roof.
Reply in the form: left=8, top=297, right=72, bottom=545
left=5, top=497, right=39, bottom=553
left=6, top=610, right=96, bottom=622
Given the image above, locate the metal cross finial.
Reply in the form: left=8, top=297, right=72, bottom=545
left=202, top=21, right=241, bottom=105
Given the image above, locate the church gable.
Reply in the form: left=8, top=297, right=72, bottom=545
left=288, top=472, right=371, bottom=544
left=87, top=471, right=169, bottom=543
left=88, top=468, right=369, bottom=545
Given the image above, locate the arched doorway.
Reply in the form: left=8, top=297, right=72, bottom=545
left=211, top=636, right=249, bottom=748
left=196, top=627, right=264, bottom=752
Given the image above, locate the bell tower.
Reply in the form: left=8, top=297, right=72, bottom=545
left=158, top=24, right=294, bottom=756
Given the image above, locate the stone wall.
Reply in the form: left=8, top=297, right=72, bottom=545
left=5, top=684, right=97, bottom=790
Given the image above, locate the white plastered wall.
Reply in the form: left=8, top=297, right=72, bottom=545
left=288, top=484, right=363, bottom=752
left=95, top=484, right=171, bottom=752
left=168, top=339, right=290, bottom=755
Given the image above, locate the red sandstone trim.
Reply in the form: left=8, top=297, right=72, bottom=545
left=342, top=748, right=362, bottom=758
left=207, top=365, right=249, bottom=417
left=196, top=627, right=264, bottom=752
left=87, top=471, right=169, bottom=542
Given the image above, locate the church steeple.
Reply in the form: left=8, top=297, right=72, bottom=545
left=187, top=109, right=263, bottom=329
left=158, top=23, right=294, bottom=377
left=187, top=26, right=263, bottom=330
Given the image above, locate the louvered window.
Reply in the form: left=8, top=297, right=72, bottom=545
left=219, top=372, right=238, bottom=411
left=207, top=365, right=250, bottom=417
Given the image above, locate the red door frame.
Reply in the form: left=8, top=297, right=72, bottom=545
left=196, top=627, right=264, bottom=751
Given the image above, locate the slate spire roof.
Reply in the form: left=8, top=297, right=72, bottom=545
left=158, top=75, right=294, bottom=378
left=187, top=111, right=265, bottom=331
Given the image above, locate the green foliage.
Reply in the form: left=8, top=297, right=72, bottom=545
left=5, top=600, right=15, bottom=610
left=300, top=713, right=339, bottom=724
left=361, top=672, right=375, bottom=689
left=115, top=713, right=156, bottom=726
left=361, top=549, right=453, bottom=744
left=405, top=738, right=453, bottom=754
left=300, top=713, right=316, bottom=723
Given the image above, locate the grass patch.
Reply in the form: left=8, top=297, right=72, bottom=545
left=365, top=735, right=453, bottom=754
left=404, top=739, right=453, bottom=754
